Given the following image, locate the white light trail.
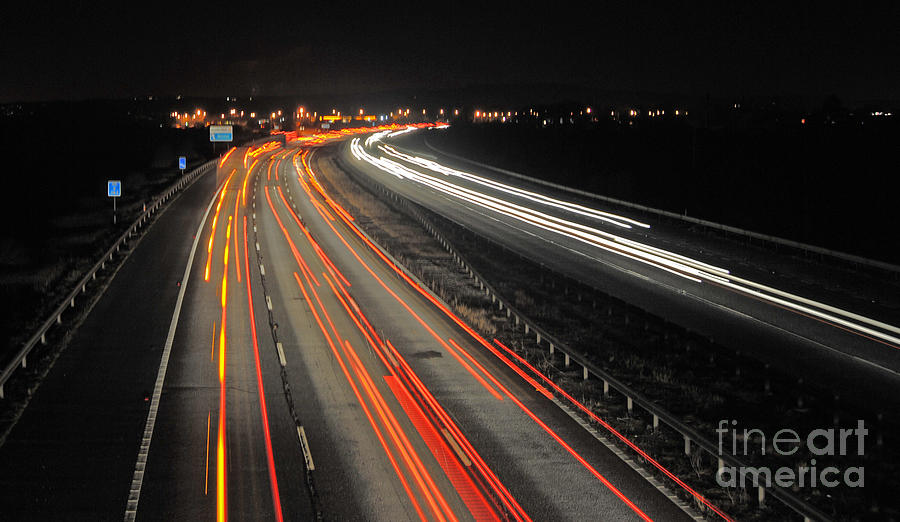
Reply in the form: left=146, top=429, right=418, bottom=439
left=349, top=136, right=900, bottom=348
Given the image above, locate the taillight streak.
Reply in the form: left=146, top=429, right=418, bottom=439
left=244, top=216, right=284, bottom=521
left=492, top=339, right=735, bottom=521
left=264, top=185, right=430, bottom=517
left=301, top=149, right=654, bottom=521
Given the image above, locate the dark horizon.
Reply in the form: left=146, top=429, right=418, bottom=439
left=2, top=3, right=898, bottom=106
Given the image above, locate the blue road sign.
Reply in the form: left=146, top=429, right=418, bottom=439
left=178, top=156, right=186, bottom=170
left=108, top=180, right=121, bottom=197
left=209, top=125, right=234, bottom=142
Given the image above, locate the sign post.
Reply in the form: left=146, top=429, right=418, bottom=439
left=178, top=156, right=186, bottom=175
left=108, top=180, right=121, bottom=224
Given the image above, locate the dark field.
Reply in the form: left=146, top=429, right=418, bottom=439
left=0, top=101, right=249, bottom=356
left=425, top=115, right=900, bottom=265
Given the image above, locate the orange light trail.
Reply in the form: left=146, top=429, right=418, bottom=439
left=264, top=189, right=320, bottom=286
left=268, top=184, right=441, bottom=518
left=298, top=149, right=654, bottom=520
left=217, top=261, right=228, bottom=522
left=244, top=217, right=284, bottom=521
left=241, top=163, right=252, bottom=207
left=219, top=147, right=236, bottom=168
left=444, top=339, right=503, bottom=401
left=205, top=410, right=211, bottom=495
left=233, top=191, right=241, bottom=283
left=268, top=186, right=450, bottom=519
left=275, top=186, right=350, bottom=288
left=314, top=222, right=524, bottom=520
left=222, top=217, right=231, bottom=308
left=205, top=169, right=236, bottom=281
left=317, top=254, right=522, bottom=520
left=384, top=339, right=528, bottom=521
left=333, top=207, right=650, bottom=518
left=273, top=171, right=507, bottom=520
left=289, top=271, right=426, bottom=521
left=216, top=207, right=231, bottom=522
left=492, top=338, right=734, bottom=521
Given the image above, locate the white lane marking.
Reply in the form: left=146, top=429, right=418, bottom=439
left=266, top=296, right=273, bottom=311
left=276, top=342, right=287, bottom=367
left=124, top=177, right=223, bottom=521
left=297, top=426, right=315, bottom=471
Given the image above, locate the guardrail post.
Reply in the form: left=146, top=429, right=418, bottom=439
left=21, top=355, right=27, bottom=368
left=549, top=342, right=554, bottom=354
left=524, top=323, right=529, bottom=334
left=583, top=366, right=588, bottom=380
left=0, top=383, right=4, bottom=399
left=70, top=297, right=75, bottom=308
left=57, top=314, right=62, bottom=325
left=626, top=396, right=633, bottom=413
left=564, top=353, right=570, bottom=367
left=684, top=435, right=691, bottom=455
left=41, top=333, right=46, bottom=345
left=603, top=380, right=609, bottom=396
left=652, top=414, right=659, bottom=430
left=758, top=486, right=765, bottom=507
left=536, top=332, right=541, bottom=344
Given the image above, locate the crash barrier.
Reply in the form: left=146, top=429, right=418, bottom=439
left=336, top=151, right=832, bottom=522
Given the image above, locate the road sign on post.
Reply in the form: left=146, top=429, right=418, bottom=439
left=178, top=156, right=186, bottom=173
left=209, top=125, right=233, bottom=142
left=108, top=180, right=121, bottom=224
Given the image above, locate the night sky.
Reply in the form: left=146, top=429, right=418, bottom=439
left=2, top=2, right=898, bottom=104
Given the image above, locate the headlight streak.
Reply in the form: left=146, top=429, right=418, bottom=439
left=351, top=138, right=900, bottom=349
left=379, top=144, right=650, bottom=229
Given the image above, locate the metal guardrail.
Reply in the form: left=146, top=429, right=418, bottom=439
left=423, top=136, right=900, bottom=275
left=0, top=159, right=217, bottom=399
left=336, top=149, right=832, bottom=522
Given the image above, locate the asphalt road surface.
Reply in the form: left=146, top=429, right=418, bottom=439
left=342, top=129, right=900, bottom=413
left=0, top=138, right=696, bottom=521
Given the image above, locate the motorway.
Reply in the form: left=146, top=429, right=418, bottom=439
left=344, top=128, right=900, bottom=411
left=0, top=134, right=699, bottom=520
